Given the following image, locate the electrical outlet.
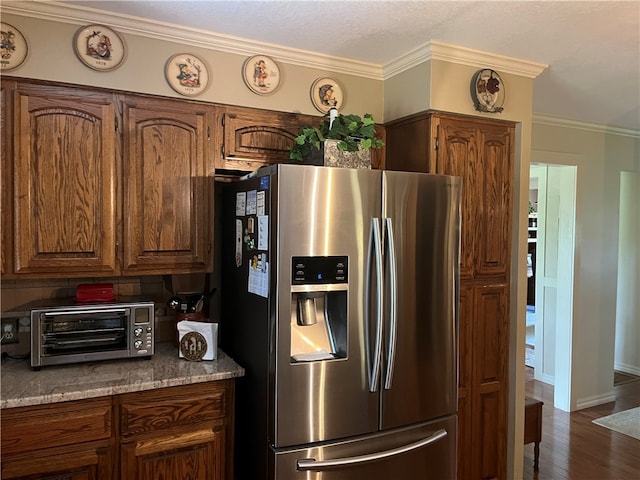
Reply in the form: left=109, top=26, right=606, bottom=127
left=1, top=318, right=20, bottom=345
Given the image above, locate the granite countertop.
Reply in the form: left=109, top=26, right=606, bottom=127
left=1, top=343, right=245, bottom=409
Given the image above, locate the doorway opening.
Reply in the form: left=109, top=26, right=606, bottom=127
left=527, top=163, right=577, bottom=412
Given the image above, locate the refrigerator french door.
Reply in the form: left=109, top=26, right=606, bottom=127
left=220, top=164, right=461, bottom=479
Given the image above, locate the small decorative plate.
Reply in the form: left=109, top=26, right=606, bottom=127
left=73, top=24, right=125, bottom=71
left=310, top=77, right=344, bottom=113
left=1, top=22, right=29, bottom=71
left=471, top=68, right=505, bottom=113
left=242, top=55, right=281, bottom=95
left=180, top=331, right=208, bottom=361
left=165, top=53, right=210, bottom=96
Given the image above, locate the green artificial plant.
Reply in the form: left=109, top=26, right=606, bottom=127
left=289, top=112, right=384, bottom=162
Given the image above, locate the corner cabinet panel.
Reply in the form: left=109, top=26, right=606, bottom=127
left=217, top=107, right=322, bottom=172
left=1, top=80, right=14, bottom=277
left=122, top=96, right=213, bottom=275
left=12, top=83, right=117, bottom=276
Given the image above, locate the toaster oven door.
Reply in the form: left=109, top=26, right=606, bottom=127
left=35, top=308, right=129, bottom=364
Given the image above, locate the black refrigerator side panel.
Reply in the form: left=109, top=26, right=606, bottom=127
left=220, top=176, right=271, bottom=480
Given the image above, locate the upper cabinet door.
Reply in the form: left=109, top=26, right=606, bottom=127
left=433, top=114, right=514, bottom=280
left=12, top=83, right=118, bottom=276
left=122, top=96, right=213, bottom=275
left=433, top=118, right=479, bottom=280
left=475, top=124, right=513, bottom=278
left=218, top=107, right=321, bottom=172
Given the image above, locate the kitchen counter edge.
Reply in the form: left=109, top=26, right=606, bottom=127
left=1, top=342, right=245, bottom=409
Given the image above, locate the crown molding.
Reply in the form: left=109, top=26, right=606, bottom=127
left=12, top=0, right=634, bottom=136
left=533, top=114, right=640, bottom=138
left=4, top=1, right=548, bottom=82
left=1, top=0, right=384, bottom=79
left=383, top=40, right=548, bottom=80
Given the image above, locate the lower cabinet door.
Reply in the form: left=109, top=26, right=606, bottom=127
left=1, top=442, right=112, bottom=480
left=120, top=428, right=225, bottom=480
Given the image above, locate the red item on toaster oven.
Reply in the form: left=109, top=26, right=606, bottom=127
left=75, top=283, right=115, bottom=302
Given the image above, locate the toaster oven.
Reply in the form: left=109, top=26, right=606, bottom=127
left=30, top=299, right=155, bottom=370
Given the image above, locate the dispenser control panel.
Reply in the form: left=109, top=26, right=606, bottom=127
left=292, top=256, right=348, bottom=285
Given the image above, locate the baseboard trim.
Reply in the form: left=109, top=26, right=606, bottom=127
left=614, top=362, right=640, bottom=376
left=575, top=391, right=616, bottom=410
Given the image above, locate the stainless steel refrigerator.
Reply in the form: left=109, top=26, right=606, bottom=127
left=220, top=164, right=461, bottom=479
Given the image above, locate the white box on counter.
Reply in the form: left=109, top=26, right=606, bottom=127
left=177, top=320, right=218, bottom=361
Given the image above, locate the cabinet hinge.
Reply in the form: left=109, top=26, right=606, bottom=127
left=435, top=137, right=439, bottom=150
left=115, top=115, right=118, bottom=132
left=221, top=115, right=225, bottom=127
left=207, top=126, right=211, bottom=140
left=221, top=144, right=225, bottom=158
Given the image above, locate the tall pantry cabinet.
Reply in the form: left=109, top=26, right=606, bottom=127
left=385, top=111, right=514, bottom=480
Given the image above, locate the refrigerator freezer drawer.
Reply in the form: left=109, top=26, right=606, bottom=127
left=272, top=415, right=456, bottom=480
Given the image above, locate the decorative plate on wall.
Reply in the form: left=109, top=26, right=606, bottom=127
left=242, top=55, right=281, bottom=95
left=310, top=77, right=344, bottom=113
left=73, top=24, right=125, bottom=71
left=1, top=22, right=29, bottom=71
left=165, top=53, right=210, bottom=96
left=470, top=68, right=505, bottom=113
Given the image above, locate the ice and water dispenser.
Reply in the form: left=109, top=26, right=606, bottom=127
left=290, top=256, right=348, bottom=362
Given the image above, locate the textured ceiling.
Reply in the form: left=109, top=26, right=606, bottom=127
left=16, top=1, right=640, bottom=131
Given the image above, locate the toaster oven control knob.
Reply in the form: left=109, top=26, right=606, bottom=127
left=134, top=327, right=143, bottom=337
left=134, top=339, right=143, bottom=349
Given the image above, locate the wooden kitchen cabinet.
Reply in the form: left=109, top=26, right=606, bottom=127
left=386, top=111, right=514, bottom=480
left=0, top=397, right=114, bottom=479
left=118, top=381, right=232, bottom=480
left=10, top=81, right=118, bottom=277
left=1, top=78, right=216, bottom=277
left=1, top=380, right=235, bottom=480
left=216, top=106, right=387, bottom=172
left=432, top=114, right=513, bottom=280
left=216, top=105, right=323, bottom=172
left=121, top=95, right=214, bottom=275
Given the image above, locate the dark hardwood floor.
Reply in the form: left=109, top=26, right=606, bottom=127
left=523, top=366, right=640, bottom=480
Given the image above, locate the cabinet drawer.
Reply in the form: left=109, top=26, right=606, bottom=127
left=1, top=397, right=112, bottom=455
left=119, top=381, right=229, bottom=437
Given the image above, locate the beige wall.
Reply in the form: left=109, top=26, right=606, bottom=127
left=1, top=13, right=383, bottom=120
left=532, top=123, right=640, bottom=409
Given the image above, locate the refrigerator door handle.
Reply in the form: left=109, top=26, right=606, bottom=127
left=383, top=217, right=398, bottom=390
left=366, top=217, right=384, bottom=393
left=296, top=428, right=448, bottom=471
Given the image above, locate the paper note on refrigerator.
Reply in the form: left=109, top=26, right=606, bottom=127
left=257, top=215, right=269, bottom=250
left=246, top=190, right=257, bottom=215
left=236, top=192, right=246, bottom=216
left=248, top=261, right=269, bottom=297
